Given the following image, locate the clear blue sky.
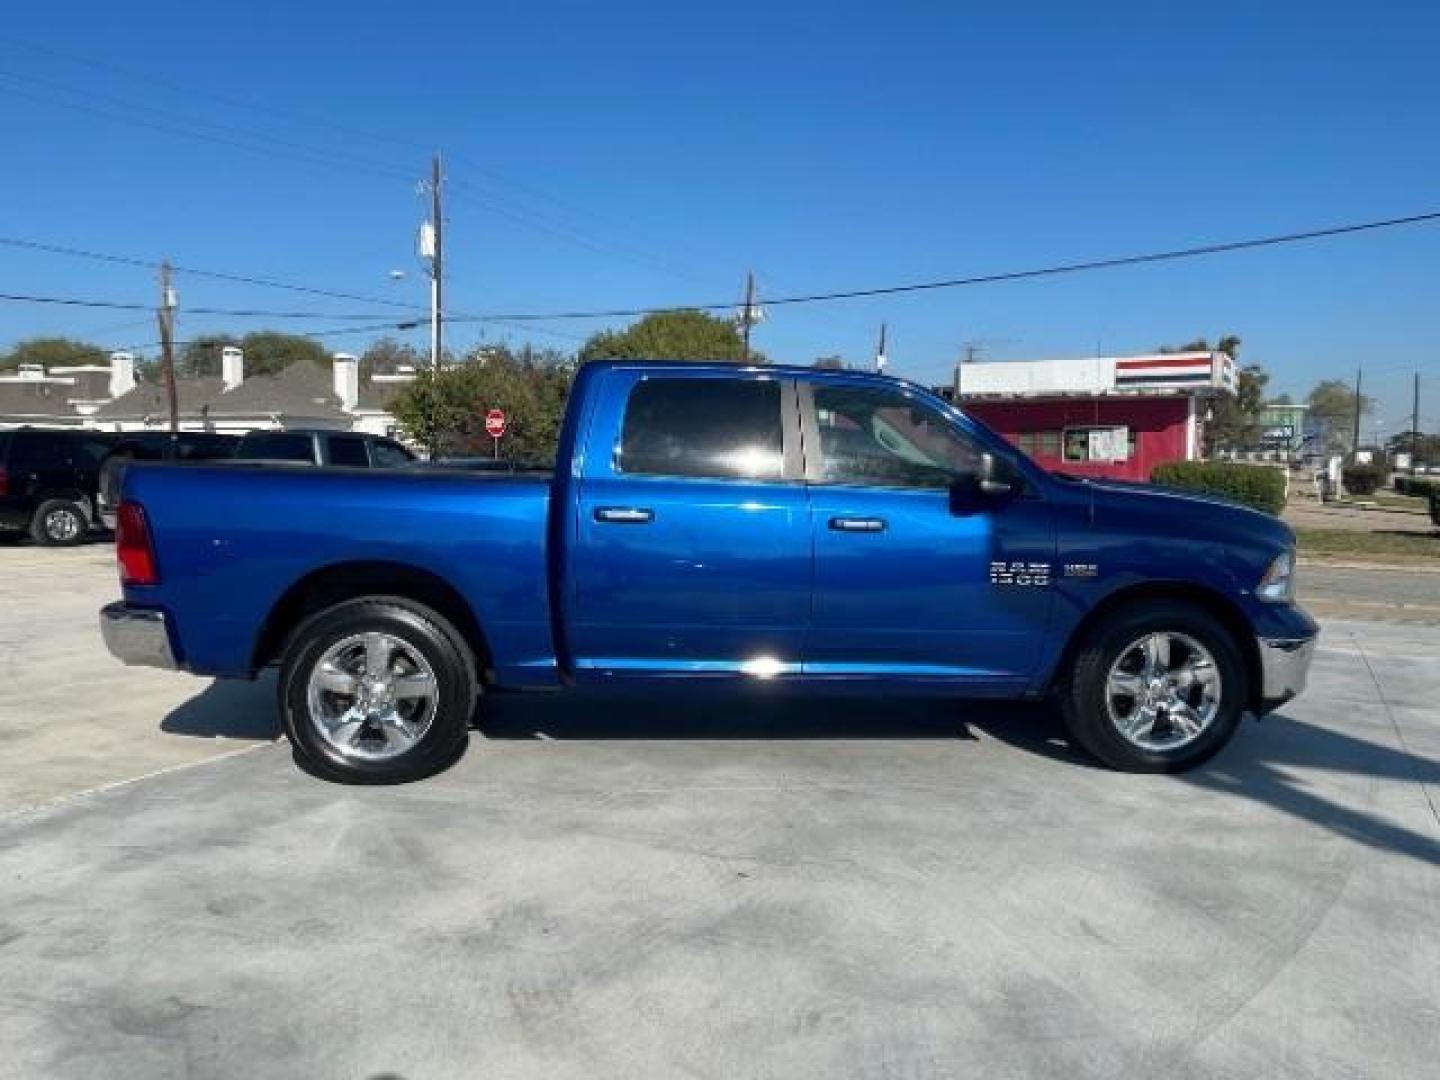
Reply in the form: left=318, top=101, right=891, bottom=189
left=2, top=1, right=1438, bottom=433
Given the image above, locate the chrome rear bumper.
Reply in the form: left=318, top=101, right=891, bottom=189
left=1258, top=634, right=1316, bottom=705
left=100, top=602, right=177, bottom=670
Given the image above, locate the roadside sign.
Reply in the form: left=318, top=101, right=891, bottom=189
left=485, top=409, right=507, bottom=439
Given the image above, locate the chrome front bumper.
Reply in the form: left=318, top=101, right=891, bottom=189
left=1258, top=634, right=1316, bottom=705
left=100, top=602, right=177, bottom=669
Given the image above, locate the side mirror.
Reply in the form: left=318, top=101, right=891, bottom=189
left=950, top=453, right=1020, bottom=512
left=978, top=452, right=1018, bottom=497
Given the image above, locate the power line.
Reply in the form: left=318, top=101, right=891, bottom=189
left=0, top=78, right=418, bottom=187
left=0, top=76, right=714, bottom=290
left=0, top=34, right=424, bottom=155
left=0, top=236, right=426, bottom=312
left=0, top=34, right=726, bottom=282
left=446, top=178, right=717, bottom=285
left=449, top=209, right=1440, bottom=323
left=0, top=291, right=413, bottom=320
left=0, top=68, right=421, bottom=183
left=0, top=62, right=715, bottom=287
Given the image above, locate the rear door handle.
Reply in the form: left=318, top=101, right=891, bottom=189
left=595, top=506, right=654, bottom=524
left=829, top=516, right=887, bottom=533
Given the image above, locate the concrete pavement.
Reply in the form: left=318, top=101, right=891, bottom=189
left=2, top=542, right=1437, bottom=815
left=0, top=544, right=277, bottom=814
left=1, top=543, right=1438, bottom=1078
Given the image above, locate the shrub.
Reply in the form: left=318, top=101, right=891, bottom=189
left=1341, top=462, right=1386, bottom=497
left=1150, top=461, right=1287, bottom=515
left=1395, top=476, right=1439, bottom=497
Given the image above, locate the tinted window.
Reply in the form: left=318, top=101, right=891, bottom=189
left=176, top=434, right=237, bottom=461
left=328, top=435, right=370, bottom=467
left=811, top=384, right=982, bottom=488
left=619, top=378, right=784, bottom=480
left=239, top=433, right=314, bottom=462
left=114, top=434, right=169, bottom=461
left=74, top=436, right=116, bottom=468
left=371, top=439, right=414, bottom=468
left=9, top=432, right=71, bottom=468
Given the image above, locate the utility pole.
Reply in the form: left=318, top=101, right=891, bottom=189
left=739, top=271, right=757, bottom=364
left=1351, top=366, right=1363, bottom=455
left=875, top=322, right=888, bottom=374
left=156, top=261, right=178, bottom=433
left=1412, top=371, right=1421, bottom=474
left=429, top=151, right=444, bottom=370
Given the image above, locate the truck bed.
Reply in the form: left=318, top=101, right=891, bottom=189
left=122, top=462, right=557, bottom=683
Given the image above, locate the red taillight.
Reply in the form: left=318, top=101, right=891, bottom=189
left=116, top=502, right=159, bottom=586
left=0, top=466, right=8, bottom=497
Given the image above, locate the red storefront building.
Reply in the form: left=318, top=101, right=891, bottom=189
left=946, top=351, right=1236, bottom=482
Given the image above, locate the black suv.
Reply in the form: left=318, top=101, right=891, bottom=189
left=96, top=431, right=241, bottom=529
left=0, top=428, right=117, bottom=545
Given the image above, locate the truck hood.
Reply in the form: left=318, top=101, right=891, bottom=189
left=1071, top=475, right=1295, bottom=550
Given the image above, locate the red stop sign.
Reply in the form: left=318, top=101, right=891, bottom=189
left=484, top=409, right=507, bottom=438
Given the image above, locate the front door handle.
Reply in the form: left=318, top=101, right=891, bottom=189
left=829, top=516, right=887, bottom=533
left=595, top=506, right=655, bottom=525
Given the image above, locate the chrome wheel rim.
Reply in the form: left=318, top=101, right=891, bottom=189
left=1105, top=631, right=1222, bottom=752
left=306, top=632, right=438, bottom=762
left=46, top=508, right=81, bottom=541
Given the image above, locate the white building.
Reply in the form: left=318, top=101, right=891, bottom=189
left=1, top=348, right=414, bottom=435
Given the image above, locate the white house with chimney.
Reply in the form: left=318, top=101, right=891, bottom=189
left=0, top=352, right=138, bottom=427
left=0, top=346, right=415, bottom=435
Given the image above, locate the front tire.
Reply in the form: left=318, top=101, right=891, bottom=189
left=279, top=598, right=477, bottom=783
left=1059, top=601, right=1247, bottom=773
left=31, top=499, right=88, bottom=546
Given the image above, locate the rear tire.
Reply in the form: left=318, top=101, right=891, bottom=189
left=31, top=499, right=88, bottom=546
left=279, top=598, right=477, bottom=783
left=1059, top=601, right=1247, bottom=773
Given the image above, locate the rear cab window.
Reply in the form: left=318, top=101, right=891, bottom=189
left=617, top=377, right=785, bottom=480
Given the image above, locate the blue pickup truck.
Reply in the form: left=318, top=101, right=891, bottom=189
left=100, top=360, right=1317, bottom=782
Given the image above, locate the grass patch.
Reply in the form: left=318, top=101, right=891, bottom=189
left=1294, top=527, right=1440, bottom=564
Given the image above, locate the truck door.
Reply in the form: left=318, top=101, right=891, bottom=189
left=800, top=379, right=1055, bottom=685
left=569, top=371, right=811, bottom=677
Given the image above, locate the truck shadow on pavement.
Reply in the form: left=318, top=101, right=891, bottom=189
left=160, top=680, right=1440, bottom=868
left=978, top=705, right=1440, bottom=869
left=161, top=676, right=281, bottom=741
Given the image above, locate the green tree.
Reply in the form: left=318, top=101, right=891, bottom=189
left=1306, top=379, right=1375, bottom=455
left=1157, top=335, right=1261, bottom=453
left=178, top=334, right=241, bottom=377
left=237, top=331, right=332, bottom=377
left=0, top=336, right=109, bottom=371
left=578, top=310, right=763, bottom=364
left=812, top=355, right=847, bottom=370
left=1206, top=365, right=1270, bottom=452
left=389, top=345, right=575, bottom=463
left=1159, top=334, right=1241, bottom=358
